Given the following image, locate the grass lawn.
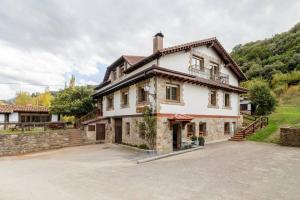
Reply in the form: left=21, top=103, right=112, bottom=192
left=247, top=87, right=300, bottom=143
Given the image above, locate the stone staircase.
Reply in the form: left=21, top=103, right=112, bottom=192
left=230, top=116, right=268, bottom=141
left=69, top=131, right=85, bottom=146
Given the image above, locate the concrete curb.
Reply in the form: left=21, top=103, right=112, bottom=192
left=118, top=144, right=156, bottom=154
left=137, top=146, right=204, bottom=164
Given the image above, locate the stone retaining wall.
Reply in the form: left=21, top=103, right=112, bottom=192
left=280, top=127, right=300, bottom=147
left=0, top=129, right=87, bottom=157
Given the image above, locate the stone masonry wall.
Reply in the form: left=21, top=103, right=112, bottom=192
left=280, top=127, right=300, bottom=147
left=0, top=129, right=87, bottom=157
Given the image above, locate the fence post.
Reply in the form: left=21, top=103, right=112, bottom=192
left=21, top=123, right=24, bottom=133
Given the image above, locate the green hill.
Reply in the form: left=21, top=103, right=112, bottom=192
left=231, top=22, right=300, bottom=143
left=247, top=86, right=300, bottom=143
left=231, top=22, right=300, bottom=81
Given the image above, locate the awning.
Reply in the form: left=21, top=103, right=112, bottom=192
left=168, top=114, right=193, bottom=121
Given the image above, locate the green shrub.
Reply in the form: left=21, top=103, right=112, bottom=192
left=139, top=144, right=149, bottom=150
left=191, top=135, right=197, bottom=141
left=249, top=83, right=277, bottom=115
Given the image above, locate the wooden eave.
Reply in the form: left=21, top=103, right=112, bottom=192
left=93, top=65, right=248, bottom=99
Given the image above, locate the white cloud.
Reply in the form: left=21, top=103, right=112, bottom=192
left=0, top=0, right=300, bottom=100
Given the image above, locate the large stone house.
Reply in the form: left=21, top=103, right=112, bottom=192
left=84, top=33, right=247, bottom=153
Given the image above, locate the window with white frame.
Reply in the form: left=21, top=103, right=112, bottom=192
left=166, top=84, right=180, bottom=101
left=191, top=55, right=204, bottom=71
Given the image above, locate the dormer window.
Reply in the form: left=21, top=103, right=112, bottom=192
left=119, top=66, right=125, bottom=78
left=112, top=70, right=117, bottom=81
left=191, top=55, right=204, bottom=71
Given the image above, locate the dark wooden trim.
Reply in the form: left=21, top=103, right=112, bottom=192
left=93, top=65, right=247, bottom=99
left=156, top=113, right=240, bottom=119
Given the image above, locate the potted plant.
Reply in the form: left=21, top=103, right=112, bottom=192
left=191, top=135, right=198, bottom=145
left=198, top=136, right=205, bottom=146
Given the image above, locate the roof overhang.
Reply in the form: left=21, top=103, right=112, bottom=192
left=93, top=65, right=248, bottom=99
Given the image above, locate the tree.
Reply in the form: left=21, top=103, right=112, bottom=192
left=138, top=107, right=157, bottom=150
left=249, top=83, right=276, bottom=115
left=50, top=86, right=95, bottom=118
left=34, top=91, right=54, bottom=107
left=15, top=92, right=33, bottom=105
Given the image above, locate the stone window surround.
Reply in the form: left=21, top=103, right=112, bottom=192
left=224, top=122, right=231, bottom=135
left=191, top=54, right=205, bottom=71
left=199, top=122, right=207, bottom=136
left=186, top=122, right=196, bottom=138
left=159, top=78, right=184, bottom=106
left=106, top=93, right=114, bottom=111
left=166, top=83, right=180, bottom=102
left=136, top=80, right=150, bottom=106
left=189, top=48, right=223, bottom=71
left=120, top=87, right=130, bottom=108
left=223, top=92, right=232, bottom=110
left=208, top=89, right=219, bottom=109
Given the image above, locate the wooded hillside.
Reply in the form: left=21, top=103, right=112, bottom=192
left=231, top=22, right=300, bottom=81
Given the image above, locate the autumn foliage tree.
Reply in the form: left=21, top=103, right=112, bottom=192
left=15, top=91, right=53, bottom=107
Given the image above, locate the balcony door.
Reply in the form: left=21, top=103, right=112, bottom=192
left=209, top=63, right=219, bottom=80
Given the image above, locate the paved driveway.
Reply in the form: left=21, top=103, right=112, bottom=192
left=0, top=142, right=300, bottom=200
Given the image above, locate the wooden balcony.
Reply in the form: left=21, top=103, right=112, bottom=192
left=76, top=109, right=102, bottom=127
left=188, top=65, right=229, bottom=84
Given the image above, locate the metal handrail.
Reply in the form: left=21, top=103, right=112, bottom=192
left=188, top=65, right=229, bottom=84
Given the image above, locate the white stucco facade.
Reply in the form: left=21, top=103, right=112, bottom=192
left=160, top=83, right=239, bottom=116
left=100, top=44, right=241, bottom=117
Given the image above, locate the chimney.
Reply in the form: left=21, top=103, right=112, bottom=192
left=153, top=32, right=164, bottom=53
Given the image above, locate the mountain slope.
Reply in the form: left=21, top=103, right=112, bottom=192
left=231, top=22, right=300, bottom=81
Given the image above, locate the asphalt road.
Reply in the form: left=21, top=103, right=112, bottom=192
left=0, top=141, right=299, bottom=200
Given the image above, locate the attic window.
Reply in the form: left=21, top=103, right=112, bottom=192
left=119, top=65, right=125, bottom=77
left=191, top=55, right=204, bottom=71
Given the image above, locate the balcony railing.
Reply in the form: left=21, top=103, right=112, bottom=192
left=188, top=65, right=229, bottom=84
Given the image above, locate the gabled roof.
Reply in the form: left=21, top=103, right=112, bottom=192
left=101, top=55, right=145, bottom=84
left=97, top=37, right=247, bottom=91
left=0, top=105, right=49, bottom=114
left=124, top=37, right=247, bottom=80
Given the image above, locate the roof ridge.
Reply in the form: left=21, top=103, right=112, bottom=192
left=159, top=37, right=217, bottom=52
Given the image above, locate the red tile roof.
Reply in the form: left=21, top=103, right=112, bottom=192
left=0, top=105, right=49, bottom=113
left=168, top=114, right=194, bottom=121
left=123, top=55, right=146, bottom=65
left=98, top=37, right=247, bottom=91
left=124, top=38, right=246, bottom=81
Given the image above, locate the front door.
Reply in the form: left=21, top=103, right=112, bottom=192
left=96, top=124, right=105, bottom=140
left=115, top=118, right=122, bottom=144
left=173, top=124, right=181, bottom=150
